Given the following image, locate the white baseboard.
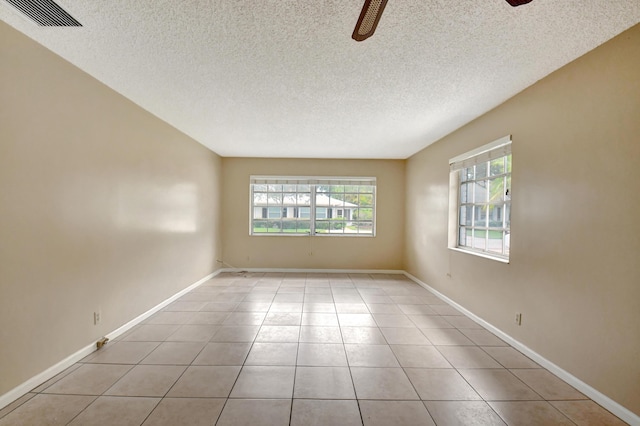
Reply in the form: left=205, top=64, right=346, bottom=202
left=404, top=271, right=640, bottom=426
left=219, top=267, right=405, bottom=275
left=0, top=270, right=221, bottom=412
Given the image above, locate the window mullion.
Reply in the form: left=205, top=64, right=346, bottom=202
left=310, top=184, right=317, bottom=235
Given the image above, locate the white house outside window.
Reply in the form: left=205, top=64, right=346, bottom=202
left=250, top=176, right=376, bottom=236
left=449, top=136, right=512, bottom=261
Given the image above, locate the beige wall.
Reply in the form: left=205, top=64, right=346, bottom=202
left=0, top=22, right=222, bottom=396
left=405, top=24, right=640, bottom=415
left=222, top=158, right=405, bottom=270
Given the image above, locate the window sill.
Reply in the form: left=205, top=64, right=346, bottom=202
left=250, top=233, right=375, bottom=238
left=448, top=247, right=510, bottom=264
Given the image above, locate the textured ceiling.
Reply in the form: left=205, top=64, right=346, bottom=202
left=2, top=1, right=639, bottom=159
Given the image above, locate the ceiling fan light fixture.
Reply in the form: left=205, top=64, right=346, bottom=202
left=352, top=0, right=389, bottom=42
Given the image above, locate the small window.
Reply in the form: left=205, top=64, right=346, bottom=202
left=250, top=176, right=376, bottom=236
left=449, top=136, right=512, bottom=261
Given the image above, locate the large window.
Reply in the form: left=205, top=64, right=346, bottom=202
left=449, top=136, right=512, bottom=261
left=250, top=176, right=376, bottom=236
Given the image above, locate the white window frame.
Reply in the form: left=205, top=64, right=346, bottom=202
left=250, top=176, right=376, bottom=237
left=448, top=136, right=512, bottom=262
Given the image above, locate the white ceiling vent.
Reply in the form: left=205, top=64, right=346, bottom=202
left=3, top=0, right=81, bottom=26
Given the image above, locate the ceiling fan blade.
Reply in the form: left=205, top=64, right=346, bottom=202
left=505, top=0, right=534, bottom=6
left=352, top=0, right=389, bottom=42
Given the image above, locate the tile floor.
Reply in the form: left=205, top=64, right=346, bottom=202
left=0, top=273, right=628, bottom=425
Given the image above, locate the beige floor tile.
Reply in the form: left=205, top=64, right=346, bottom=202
left=166, top=324, right=219, bottom=342
left=409, top=315, right=454, bottom=328
left=291, top=399, right=362, bottom=426
left=243, top=293, right=276, bottom=302
left=211, top=325, right=260, bottom=342
left=234, top=302, right=272, bottom=312
left=458, top=369, right=542, bottom=401
left=550, top=400, right=628, bottom=426
left=440, top=315, right=484, bottom=329
left=351, top=367, right=419, bottom=400
left=430, top=305, right=463, bottom=316
left=436, top=346, right=503, bottom=368
left=297, top=343, right=348, bottom=366
left=105, top=365, right=185, bottom=397
left=390, top=295, right=427, bottom=304
left=341, top=327, right=386, bottom=344
left=217, top=399, right=291, bottom=426
left=200, top=302, right=238, bottom=312
left=398, top=304, right=437, bottom=315
left=366, top=303, right=403, bottom=314
left=333, top=294, right=365, bottom=304
left=301, top=312, right=339, bottom=326
left=335, top=303, right=370, bottom=314
left=68, top=396, right=159, bottom=426
left=345, top=344, right=400, bottom=367
left=186, top=312, right=230, bottom=325
left=230, top=366, right=296, bottom=398
left=223, top=312, right=266, bottom=325
left=299, top=326, right=343, bottom=343
left=264, top=312, right=302, bottom=325
left=269, top=303, right=303, bottom=313
left=0, top=393, right=36, bottom=419
left=420, top=328, right=475, bottom=346
left=404, top=368, right=482, bottom=401
left=460, top=329, right=508, bottom=346
left=43, top=364, right=133, bottom=395
left=372, top=314, right=416, bottom=328
left=144, top=311, right=194, bottom=325
left=140, top=341, right=206, bottom=365
left=294, top=367, right=356, bottom=399
left=256, top=325, right=301, bottom=342
left=164, top=301, right=208, bottom=312
left=360, top=400, right=435, bottom=426
left=121, top=324, right=180, bottom=341
left=246, top=342, right=298, bottom=365
left=192, top=342, right=251, bottom=365
left=31, top=364, right=82, bottom=392
left=274, top=293, right=304, bottom=303
left=391, top=345, right=452, bottom=368
left=303, top=293, right=334, bottom=303
left=83, top=341, right=159, bottom=364
left=0, top=394, right=95, bottom=426
left=303, top=303, right=336, bottom=313
left=166, top=366, right=240, bottom=397
left=339, top=313, right=377, bottom=327
left=510, top=369, right=586, bottom=400
left=142, top=398, right=225, bottom=426
left=361, top=295, right=394, bottom=304
left=481, top=347, right=540, bottom=368
left=425, top=401, right=506, bottom=426
left=381, top=327, right=431, bottom=345
left=489, top=401, right=575, bottom=425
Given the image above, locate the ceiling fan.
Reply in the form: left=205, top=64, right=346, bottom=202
left=352, top=0, right=535, bottom=42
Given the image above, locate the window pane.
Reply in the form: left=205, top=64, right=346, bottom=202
left=357, top=221, right=373, bottom=234
left=359, top=185, right=374, bottom=193
left=487, top=231, right=504, bottom=254
left=488, top=205, right=504, bottom=228
left=474, top=206, right=487, bottom=227
left=316, top=208, right=327, bottom=219
left=297, top=221, right=311, bottom=233
left=357, top=208, right=373, bottom=220
left=268, top=184, right=282, bottom=192
left=475, top=162, right=488, bottom=179
left=330, top=185, right=344, bottom=193
left=297, top=193, right=311, bottom=205
left=489, top=177, right=505, bottom=203
left=460, top=183, right=471, bottom=203
left=474, top=181, right=487, bottom=203
left=268, top=207, right=281, bottom=219
left=253, top=193, right=267, bottom=204
left=505, top=204, right=511, bottom=228
left=283, top=193, right=297, bottom=204
left=282, top=184, right=296, bottom=192
left=490, top=157, right=505, bottom=176
left=505, top=176, right=511, bottom=200
left=506, top=154, right=512, bottom=173
left=459, top=227, right=472, bottom=247
left=299, top=207, right=310, bottom=218
left=461, top=167, right=474, bottom=182
left=268, top=193, right=282, bottom=204
left=459, top=206, right=472, bottom=226
left=472, top=229, right=486, bottom=250
left=358, top=194, right=374, bottom=207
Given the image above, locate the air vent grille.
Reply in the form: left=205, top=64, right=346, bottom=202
left=4, top=0, right=81, bottom=26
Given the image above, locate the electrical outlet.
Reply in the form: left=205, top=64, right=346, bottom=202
left=515, top=312, right=522, bottom=326
left=94, top=311, right=101, bottom=325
